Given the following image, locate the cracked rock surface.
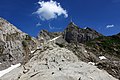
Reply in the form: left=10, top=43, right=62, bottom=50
left=0, top=43, right=117, bottom=80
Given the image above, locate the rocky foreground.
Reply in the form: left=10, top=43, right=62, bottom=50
left=0, top=41, right=117, bottom=80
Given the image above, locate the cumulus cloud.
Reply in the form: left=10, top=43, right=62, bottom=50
left=106, top=24, right=115, bottom=28
left=35, top=0, right=68, bottom=20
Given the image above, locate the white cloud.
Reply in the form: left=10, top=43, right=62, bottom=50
left=106, top=24, right=114, bottom=28
left=35, top=0, right=68, bottom=20
left=49, top=23, right=54, bottom=29
left=49, top=23, right=61, bottom=30
left=36, top=22, right=41, bottom=27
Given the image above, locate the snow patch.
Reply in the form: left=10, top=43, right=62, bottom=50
left=99, top=56, right=107, bottom=60
left=49, top=36, right=61, bottom=42
left=0, top=63, right=21, bottom=77
left=84, top=50, right=87, bottom=53
left=31, top=50, right=35, bottom=53
left=88, top=62, right=95, bottom=65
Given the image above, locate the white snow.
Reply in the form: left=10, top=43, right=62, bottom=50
left=0, top=63, right=1, bottom=64
left=84, top=50, right=87, bottom=53
left=49, top=36, right=61, bottom=42
left=31, top=50, right=35, bottom=53
left=99, top=56, right=107, bottom=60
left=88, top=62, right=95, bottom=65
left=0, top=63, right=21, bottom=77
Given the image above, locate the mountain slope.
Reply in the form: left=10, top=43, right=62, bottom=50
left=1, top=41, right=117, bottom=80
left=0, top=18, right=37, bottom=70
left=86, top=34, right=120, bottom=58
left=0, top=18, right=119, bottom=80
left=85, top=34, right=120, bottom=79
left=35, top=22, right=120, bottom=79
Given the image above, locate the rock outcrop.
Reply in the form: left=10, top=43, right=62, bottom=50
left=64, top=22, right=103, bottom=43
left=0, top=18, right=37, bottom=70
left=37, top=30, right=62, bottom=42
left=85, top=33, right=120, bottom=79
left=0, top=41, right=117, bottom=80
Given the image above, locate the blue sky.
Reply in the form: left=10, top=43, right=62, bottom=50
left=0, top=0, right=120, bottom=37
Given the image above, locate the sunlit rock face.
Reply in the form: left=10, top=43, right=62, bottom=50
left=0, top=18, right=37, bottom=70
left=0, top=42, right=117, bottom=80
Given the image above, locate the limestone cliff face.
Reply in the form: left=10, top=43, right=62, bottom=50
left=0, top=18, right=37, bottom=70
left=64, top=22, right=103, bottom=43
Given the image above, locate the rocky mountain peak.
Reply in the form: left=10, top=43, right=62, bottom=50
left=66, top=22, right=80, bottom=30
left=68, top=22, right=77, bottom=27
left=85, top=27, right=94, bottom=31
left=64, top=22, right=103, bottom=43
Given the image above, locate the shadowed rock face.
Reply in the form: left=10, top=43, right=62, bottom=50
left=64, top=22, right=103, bottom=43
